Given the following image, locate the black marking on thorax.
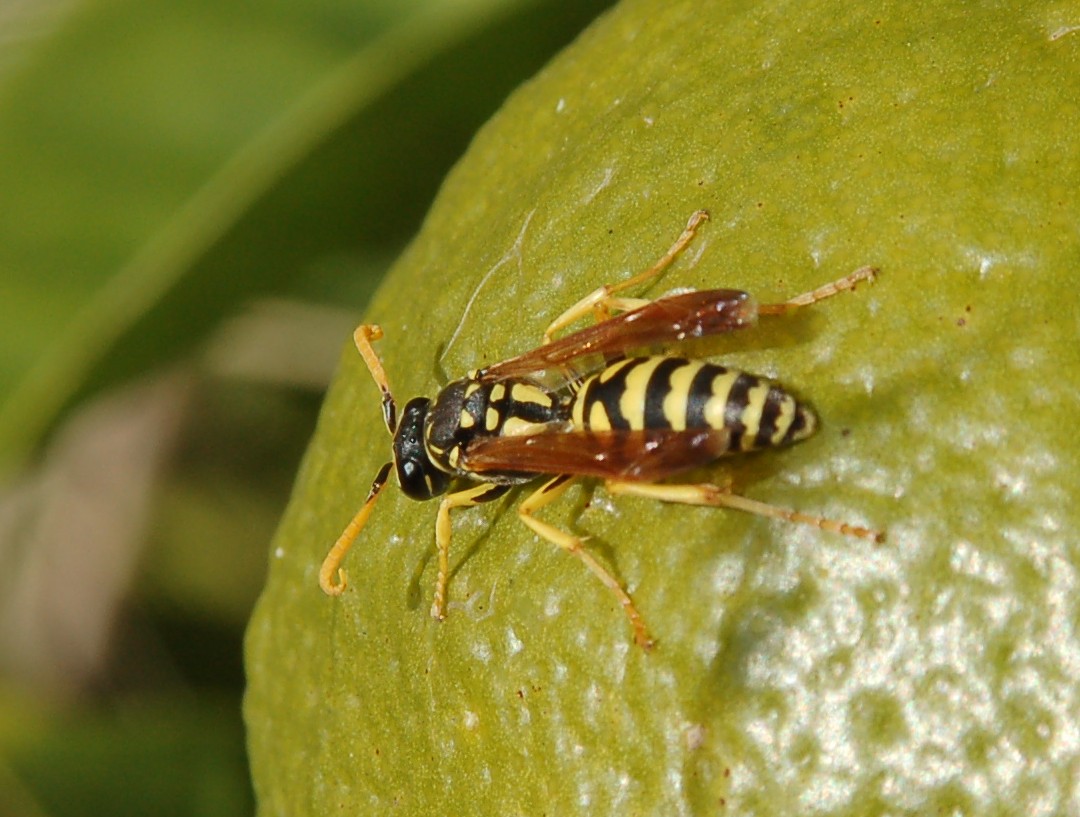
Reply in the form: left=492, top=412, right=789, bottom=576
left=424, top=376, right=567, bottom=477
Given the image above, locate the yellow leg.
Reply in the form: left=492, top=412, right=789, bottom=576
left=757, top=266, right=877, bottom=316
left=320, top=326, right=401, bottom=597
left=518, top=475, right=655, bottom=650
left=353, top=324, right=399, bottom=434
left=542, top=210, right=711, bottom=343
left=605, top=479, right=884, bottom=543
left=432, top=482, right=511, bottom=620
left=320, top=462, right=394, bottom=595
left=591, top=296, right=651, bottom=325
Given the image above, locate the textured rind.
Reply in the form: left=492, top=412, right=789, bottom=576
left=246, top=1, right=1080, bottom=814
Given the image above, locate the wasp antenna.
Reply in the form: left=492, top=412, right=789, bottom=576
left=353, top=324, right=398, bottom=434
left=319, top=461, right=394, bottom=596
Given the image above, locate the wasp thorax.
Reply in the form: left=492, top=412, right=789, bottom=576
left=423, top=378, right=472, bottom=463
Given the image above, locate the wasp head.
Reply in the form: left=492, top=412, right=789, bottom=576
left=392, top=397, right=451, bottom=500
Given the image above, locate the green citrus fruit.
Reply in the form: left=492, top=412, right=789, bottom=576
left=246, top=1, right=1080, bottom=813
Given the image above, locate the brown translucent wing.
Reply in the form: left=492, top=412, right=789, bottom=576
left=463, top=427, right=734, bottom=483
left=476, top=289, right=758, bottom=381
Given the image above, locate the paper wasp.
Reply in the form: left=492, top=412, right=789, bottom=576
left=319, top=210, right=883, bottom=649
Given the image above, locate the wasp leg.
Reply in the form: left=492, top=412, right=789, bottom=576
left=542, top=210, right=711, bottom=344
left=518, top=475, right=655, bottom=650
left=758, top=266, right=877, bottom=316
left=432, top=482, right=512, bottom=621
left=320, top=461, right=395, bottom=595
left=605, top=479, right=885, bottom=543
left=590, top=296, right=651, bottom=326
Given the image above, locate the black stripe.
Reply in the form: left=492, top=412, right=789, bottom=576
left=577, top=374, right=601, bottom=430
left=585, top=360, right=636, bottom=430
left=463, top=383, right=487, bottom=430
left=478, top=380, right=565, bottom=437
left=642, top=358, right=687, bottom=430
left=686, top=362, right=725, bottom=429
left=754, top=386, right=787, bottom=449
left=723, top=372, right=757, bottom=450
left=505, top=390, right=562, bottom=424
left=473, top=483, right=512, bottom=504
left=544, top=474, right=574, bottom=493
left=784, top=404, right=810, bottom=443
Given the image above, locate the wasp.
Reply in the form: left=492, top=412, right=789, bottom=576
left=319, top=211, right=883, bottom=649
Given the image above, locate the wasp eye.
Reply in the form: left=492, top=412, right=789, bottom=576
left=397, top=456, right=429, bottom=498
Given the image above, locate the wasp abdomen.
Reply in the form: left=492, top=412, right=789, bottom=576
left=570, top=356, right=816, bottom=453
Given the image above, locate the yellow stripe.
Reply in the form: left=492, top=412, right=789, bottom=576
left=661, top=360, right=706, bottom=431
left=501, top=417, right=549, bottom=437
left=618, top=358, right=661, bottom=430
left=770, top=395, right=796, bottom=445
left=460, top=410, right=475, bottom=428
left=703, top=370, right=740, bottom=430
left=510, top=382, right=552, bottom=407
left=490, top=383, right=506, bottom=402
left=485, top=407, right=500, bottom=431
left=588, top=401, right=612, bottom=431
left=572, top=360, right=628, bottom=428
left=739, top=380, right=771, bottom=451
left=599, top=358, right=636, bottom=383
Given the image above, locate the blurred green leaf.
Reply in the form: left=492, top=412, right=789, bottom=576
left=0, top=0, right=614, bottom=474
left=246, top=0, right=1080, bottom=813
left=0, top=691, right=250, bottom=817
left=140, top=381, right=319, bottom=626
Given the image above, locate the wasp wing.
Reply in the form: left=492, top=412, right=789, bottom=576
left=476, top=289, right=758, bottom=381
left=463, top=427, right=734, bottom=483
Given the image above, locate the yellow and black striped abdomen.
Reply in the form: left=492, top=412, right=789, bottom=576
left=570, top=356, right=817, bottom=452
